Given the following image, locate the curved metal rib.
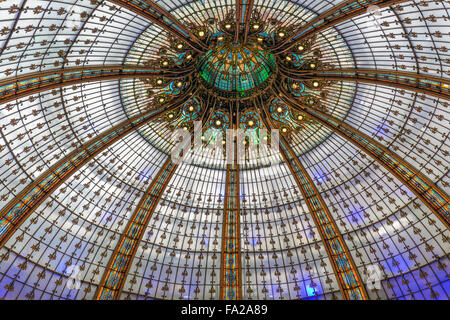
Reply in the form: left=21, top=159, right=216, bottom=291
left=272, top=0, right=409, bottom=54
left=273, top=84, right=450, bottom=229
left=96, top=95, right=207, bottom=299
left=220, top=131, right=242, bottom=300
left=236, top=0, right=255, bottom=43
left=258, top=98, right=368, bottom=300
left=0, top=65, right=194, bottom=105
left=0, top=91, right=192, bottom=248
left=108, top=0, right=207, bottom=52
left=280, top=67, right=450, bottom=100
left=95, top=157, right=178, bottom=300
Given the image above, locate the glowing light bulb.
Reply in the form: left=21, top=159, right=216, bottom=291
left=282, top=127, right=288, bottom=133
left=168, top=113, right=174, bottom=119
left=186, top=54, right=192, bottom=59
left=199, top=31, right=205, bottom=37
left=225, top=24, right=231, bottom=29
left=292, top=83, right=298, bottom=89
left=177, top=81, right=183, bottom=88
left=218, top=36, right=224, bottom=41
left=189, top=106, right=194, bottom=112
left=216, top=120, right=221, bottom=126
left=313, top=81, right=320, bottom=87
left=156, top=79, right=163, bottom=85
left=277, top=107, right=283, bottom=113
left=286, top=56, right=292, bottom=61
left=159, top=97, right=165, bottom=103
left=253, top=24, right=259, bottom=30
left=298, top=45, right=304, bottom=51
left=278, top=32, right=285, bottom=37
left=297, top=115, right=304, bottom=121
left=162, top=61, right=169, bottom=66
left=222, top=140, right=226, bottom=145
left=310, top=63, right=316, bottom=69
left=248, top=120, right=254, bottom=126
left=177, top=43, right=183, bottom=49
left=257, top=37, right=263, bottom=42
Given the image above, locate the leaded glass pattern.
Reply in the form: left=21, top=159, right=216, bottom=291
left=0, top=0, right=448, bottom=300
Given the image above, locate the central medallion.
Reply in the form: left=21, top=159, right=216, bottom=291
left=197, top=38, right=276, bottom=98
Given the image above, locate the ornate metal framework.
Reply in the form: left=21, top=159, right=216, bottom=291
left=259, top=99, right=368, bottom=300
left=272, top=0, right=411, bottom=53
left=220, top=124, right=242, bottom=300
left=0, top=91, right=191, bottom=248
left=95, top=157, right=177, bottom=300
left=0, top=0, right=448, bottom=301
left=109, top=0, right=207, bottom=52
left=274, top=84, right=449, bottom=228
left=280, top=68, right=450, bottom=100
left=236, top=0, right=255, bottom=42
left=0, top=65, right=194, bottom=104
left=94, top=92, right=210, bottom=300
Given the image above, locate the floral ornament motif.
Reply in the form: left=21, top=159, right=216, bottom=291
left=136, top=7, right=335, bottom=149
left=165, top=96, right=203, bottom=132
left=247, top=11, right=265, bottom=34
left=218, top=10, right=238, bottom=34
left=148, top=78, right=190, bottom=110
left=206, top=109, right=230, bottom=134
left=238, top=108, right=263, bottom=148
left=268, top=98, right=312, bottom=141
left=239, top=108, right=262, bottom=133
left=1, top=0, right=447, bottom=304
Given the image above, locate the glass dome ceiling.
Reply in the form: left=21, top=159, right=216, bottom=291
left=0, top=0, right=448, bottom=302
left=198, top=40, right=276, bottom=95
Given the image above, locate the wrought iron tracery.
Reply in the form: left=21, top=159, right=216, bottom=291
left=0, top=0, right=448, bottom=301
